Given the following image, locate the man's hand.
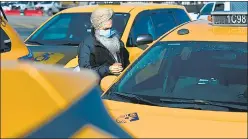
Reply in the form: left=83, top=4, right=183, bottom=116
left=109, top=63, right=123, bottom=75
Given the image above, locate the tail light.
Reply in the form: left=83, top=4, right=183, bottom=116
left=18, top=48, right=34, bottom=61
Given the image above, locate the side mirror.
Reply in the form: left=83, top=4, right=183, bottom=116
left=135, top=34, right=153, bottom=46
left=100, top=75, right=117, bottom=92
left=1, top=40, right=11, bottom=53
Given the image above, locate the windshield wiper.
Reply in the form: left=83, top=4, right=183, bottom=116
left=110, top=92, right=159, bottom=106
left=26, top=40, right=43, bottom=45
left=160, top=98, right=247, bottom=112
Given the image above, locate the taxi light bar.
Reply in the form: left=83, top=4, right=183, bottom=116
left=210, top=11, right=248, bottom=27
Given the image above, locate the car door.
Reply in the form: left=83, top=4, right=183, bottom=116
left=126, top=10, right=155, bottom=62
left=26, top=13, right=91, bottom=66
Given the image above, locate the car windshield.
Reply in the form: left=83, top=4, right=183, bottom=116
left=26, top=13, right=130, bottom=45
left=103, top=41, right=248, bottom=112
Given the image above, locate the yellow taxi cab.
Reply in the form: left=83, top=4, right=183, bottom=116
left=24, top=4, right=191, bottom=67
left=99, top=11, right=248, bottom=138
left=1, top=60, right=132, bottom=138
left=0, top=6, right=34, bottom=61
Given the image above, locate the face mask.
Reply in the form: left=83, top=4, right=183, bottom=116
left=99, top=28, right=115, bottom=38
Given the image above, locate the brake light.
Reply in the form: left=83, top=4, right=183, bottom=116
left=18, top=48, right=34, bottom=61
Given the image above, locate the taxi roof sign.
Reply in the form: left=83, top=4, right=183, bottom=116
left=210, top=11, right=248, bottom=27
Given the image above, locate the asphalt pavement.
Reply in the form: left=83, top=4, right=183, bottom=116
left=7, top=15, right=49, bottom=29
left=15, top=28, right=35, bottom=40
left=7, top=15, right=50, bottom=40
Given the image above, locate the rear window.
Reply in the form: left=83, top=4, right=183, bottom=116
left=171, top=8, right=191, bottom=25
left=151, top=8, right=191, bottom=40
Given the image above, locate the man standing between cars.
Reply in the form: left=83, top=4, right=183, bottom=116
left=78, top=7, right=130, bottom=79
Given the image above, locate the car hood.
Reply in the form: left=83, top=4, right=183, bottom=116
left=103, top=99, right=247, bottom=138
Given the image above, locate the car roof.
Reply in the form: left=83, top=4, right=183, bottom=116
left=61, top=4, right=185, bottom=14
left=160, top=20, right=247, bottom=43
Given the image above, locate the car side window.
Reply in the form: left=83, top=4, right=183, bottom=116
left=151, top=10, right=177, bottom=40
left=200, top=3, right=214, bottom=15
left=42, top=16, right=72, bottom=40
left=127, top=11, right=155, bottom=47
left=0, top=27, right=11, bottom=53
left=214, top=3, right=225, bottom=11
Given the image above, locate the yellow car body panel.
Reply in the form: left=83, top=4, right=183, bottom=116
left=1, top=17, right=29, bottom=60
left=24, top=4, right=189, bottom=68
left=1, top=61, right=132, bottom=138
left=103, top=100, right=247, bottom=138
left=64, top=55, right=79, bottom=68
left=100, top=20, right=248, bottom=138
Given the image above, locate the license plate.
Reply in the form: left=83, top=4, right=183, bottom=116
left=212, top=12, right=248, bottom=26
